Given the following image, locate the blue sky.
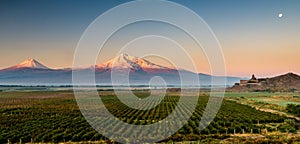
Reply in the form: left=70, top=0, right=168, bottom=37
left=0, top=0, right=299, bottom=77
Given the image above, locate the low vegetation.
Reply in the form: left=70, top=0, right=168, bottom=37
left=0, top=90, right=298, bottom=143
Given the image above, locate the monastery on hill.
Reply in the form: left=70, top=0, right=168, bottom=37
left=235, top=74, right=267, bottom=86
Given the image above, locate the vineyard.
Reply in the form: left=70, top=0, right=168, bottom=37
left=0, top=90, right=297, bottom=143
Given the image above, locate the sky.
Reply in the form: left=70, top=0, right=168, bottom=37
left=0, top=0, right=300, bottom=77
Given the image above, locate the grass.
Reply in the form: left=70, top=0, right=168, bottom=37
left=224, top=92, right=300, bottom=107
left=250, top=97, right=300, bottom=107
left=224, top=92, right=294, bottom=98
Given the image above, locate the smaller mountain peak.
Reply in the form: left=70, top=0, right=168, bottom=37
left=9, top=58, right=50, bottom=70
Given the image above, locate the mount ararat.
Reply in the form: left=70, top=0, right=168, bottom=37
left=0, top=54, right=242, bottom=86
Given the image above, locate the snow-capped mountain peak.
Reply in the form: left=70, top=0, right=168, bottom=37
left=8, top=58, right=49, bottom=70
left=95, top=53, right=174, bottom=70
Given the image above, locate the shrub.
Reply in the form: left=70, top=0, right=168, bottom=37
left=287, top=104, right=300, bottom=116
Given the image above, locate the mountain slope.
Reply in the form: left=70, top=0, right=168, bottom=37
left=266, top=73, right=300, bottom=90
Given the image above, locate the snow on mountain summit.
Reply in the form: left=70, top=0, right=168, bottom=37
left=95, top=53, right=174, bottom=70
left=7, top=58, right=49, bottom=70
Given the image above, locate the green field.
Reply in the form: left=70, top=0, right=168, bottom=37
left=224, top=92, right=297, bottom=98
left=225, top=92, right=300, bottom=109
left=249, top=97, right=300, bottom=107
left=0, top=90, right=299, bottom=143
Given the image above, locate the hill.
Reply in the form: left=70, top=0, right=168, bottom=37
left=229, top=73, right=300, bottom=92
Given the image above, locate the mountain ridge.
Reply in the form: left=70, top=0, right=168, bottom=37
left=0, top=54, right=242, bottom=86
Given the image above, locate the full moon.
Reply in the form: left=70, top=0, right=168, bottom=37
left=278, top=13, right=283, bottom=18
